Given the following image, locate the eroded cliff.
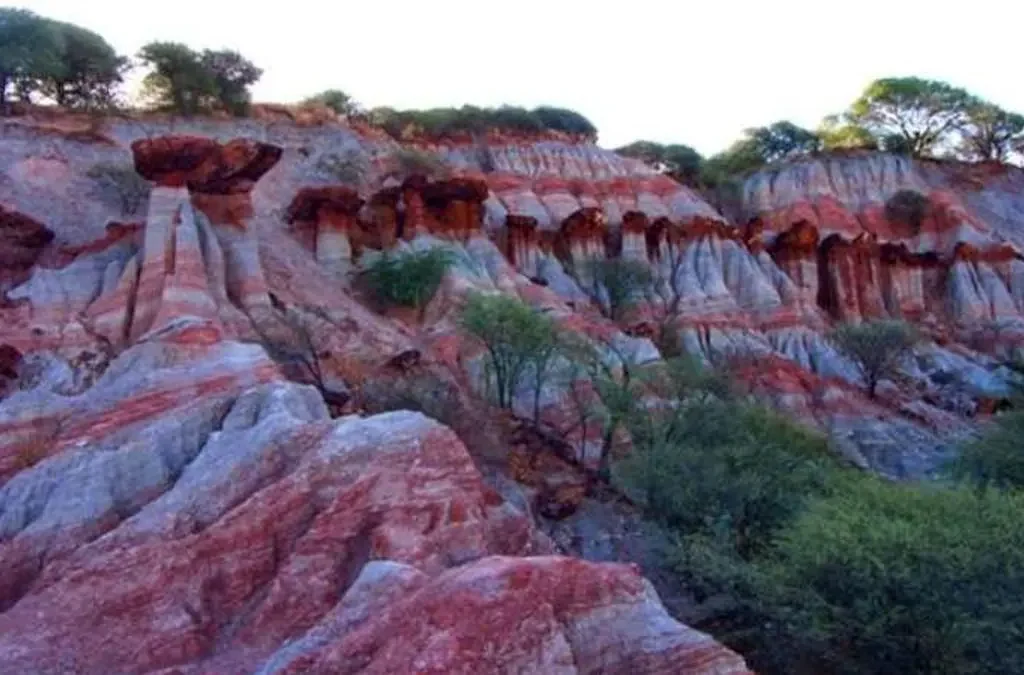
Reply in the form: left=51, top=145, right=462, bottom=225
left=0, top=107, right=1021, bottom=672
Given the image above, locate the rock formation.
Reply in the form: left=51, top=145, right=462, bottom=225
left=0, top=117, right=753, bottom=674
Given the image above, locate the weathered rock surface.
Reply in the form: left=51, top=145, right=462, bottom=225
left=0, top=117, right=751, bottom=673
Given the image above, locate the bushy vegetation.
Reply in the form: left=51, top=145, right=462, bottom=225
left=950, top=403, right=1024, bottom=490
left=138, top=42, right=261, bottom=116
left=364, top=247, right=454, bottom=316
left=86, top=162, right=151, bottom=215
left=365, top=104, right=598, bottom=140
left=390, top=147, right=448, bottom=179
left=0, top=8, right=125, bottom=108
left=829, top=319, right=918, bottom=398
left=460, top=293, right=562, bottom=416
left=315, top=149, right=370, bottom=186
left=301, top=89, right=361, bottom=117
left=604, top=355, right=1024, bottom=674
left=580, top=258, right=653, bottom=323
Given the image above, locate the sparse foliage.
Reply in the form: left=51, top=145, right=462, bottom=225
left=302, top=89, right=361, bottom=117
left=959, top=102, right=1024, bottom=162
left=316, top=149, right=370, bottom=187
left=829, top=319, right=917, bottom=398
left=364, top=247, right=454, bottom=315
left=391, top=147, right=447, bottom=179
left=460, top=293, right=562, bottom=413
left=86, top=162, right=151, bottom=215
left=615, top=141, right=704, bottom=185
left=846, top=77, right=976, bottom=157
left=580, top=258, right=653, bottom=323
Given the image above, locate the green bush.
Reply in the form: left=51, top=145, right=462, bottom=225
left=460, top=293, right=561, bottom=413
left=364, top=248, right=454, bottom=314
left=755, top=481, right=1024, bottom=674
left=950, top=408, right=1024, bottom=490
left=365, top=104, right=597, bottom=140
left=615, top=395, right=839, bottom=558
left=391, top=147, right=447, bottom=178
left=86, top=162, right=151, bottom=215
left=829, top=319, right=917, bottom=398
left=316, top=149, right=369, bottom=186
left=581, top=258, right=653, bottom=323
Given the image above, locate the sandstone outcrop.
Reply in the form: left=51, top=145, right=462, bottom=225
left=0, top=117, right=753, bottom=673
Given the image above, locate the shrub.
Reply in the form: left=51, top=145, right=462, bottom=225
left=364, top=247, right=454, bottom=315
left=756, top=481, right=1024, bottom=674
left=391, top=147, right=447, bottom=178
left=86, top=162, right=151, bottom=215
left=581, top=258, right=653, bottom=323
left=885, top=189, right=930, bottom=232
left=302, top=89, right=360, bottom=117
left=615, top=395, right=838, bottom=558
left=316, top=149, right=369, bottom=186
left=460, top=293, right=561, bottom=413
left=949, top=407, right=1024, bottom=490
left=829, top=319, right=917, bottom=398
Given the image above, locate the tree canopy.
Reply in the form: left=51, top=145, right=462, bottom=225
left=302, top=89, right=361, bottom=117
left=846, top=77, right=976, bottom=157
left=365, top=104, right=598, bottom=140
left=0, top=9, right=124, bottom=108
left=138, top=42, right=261, bottom=116
left=614, top=141, right=704, bottom=184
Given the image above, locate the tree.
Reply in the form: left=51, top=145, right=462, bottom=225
left=302, top=89, right=361, bottom=117
left=959, top=101, right=1024, bottom=162
left=745, top=121, right=822, bottom=164
left=758, top=481, right=1024, bottom=674
left=199, top=49, right=261, bottom=116
left=829, top=320, right=917, bottom=398
left=460, top=293, right=561, bottom=414
left=580, top=258, right=653, bottom=323
left=818, top=114, right=878, bottom=151
left=44, top=22, right=125, bottom=108
left=137, top=42, right=214, bottom=115
left=364, top=247, right=454, bottom=318
left=0, top=8, right=63, bottom=106
left=615, top=141, right=704, bottom=185
left=532, top=105, right=598, bottom=137
left=138, top=43, right=260, bottom=116
left=846, top=77, right=976, bottom=157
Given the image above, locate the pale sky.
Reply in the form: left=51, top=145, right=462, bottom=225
left=18, top=0, right=1024, bottom=155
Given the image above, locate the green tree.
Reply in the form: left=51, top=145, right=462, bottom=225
left=829, top=320, right=917, bottom=398
left=302, top=88, right=361, bottom=117
left=532, top=105, right=598, bottom=137
left=950, top=406, right=1024, bottom=490
left=615, top=141, right=704, bottom=185
left=580, top=258, right=653, bottom=323
left=847, top=77, right=976, bottom=157
left=199, top=49, right=261, bottom=116
left=758, top=481, right=1024, bottom=674
left=615, top=368, right=836, bottom=558
left=818, top=114, right=878, bottom=151
left=44, top=21, right=125, bottom=108
left=0, top=8, right=63, bottom=106
left=137, top=42, right=214, bottom=115
left=745, top=121, right=822, bottom=164
left=460, top=293, right=561, bottom=414
left=364, top=247, right=454, bottom=317
left=959, top=101, right=1024, bottom=162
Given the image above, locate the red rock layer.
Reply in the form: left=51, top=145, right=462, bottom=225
left=131, top=135, right=282, bottom=194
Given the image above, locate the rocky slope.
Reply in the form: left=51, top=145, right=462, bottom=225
left=0, top=109, right=751, bottom=674
left=0, top=106, right=1022, bottom=671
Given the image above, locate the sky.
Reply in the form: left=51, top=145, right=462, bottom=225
left=17, top=0, right=1024, bottom=155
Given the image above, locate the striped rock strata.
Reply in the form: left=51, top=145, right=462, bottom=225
left=0, top=129, right=750, bottom=674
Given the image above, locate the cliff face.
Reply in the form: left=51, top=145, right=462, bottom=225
left=0, top=108, right=1020, bottom=671
left=0, top=112, right=753, bottom=674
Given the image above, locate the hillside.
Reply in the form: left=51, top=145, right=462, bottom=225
left=0, top=107, right=1022, bottom=672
